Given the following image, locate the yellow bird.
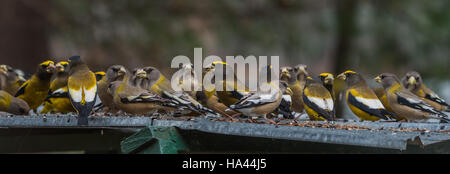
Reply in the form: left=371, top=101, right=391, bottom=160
left=0, top=90, right=30, bottom=115
left=228, top=65, right=282, bottom=121
left=15, top=60, right=55, bottom=111
left=0, top=65, right=25, bottom=95
left=97, top=65, right=128, bottom=112
left=337, top=70, right=396, bottom=121
left=375, top=73, right=448, bottom=122
left=195, top=65, right=239, bottom=117
left=108, top=81, right=177, bottom=115
left=402, top=71, right=449, bottom=112
left=302, top=76, right=335, bottom=121
left=318, top=73, right=335, bottom=101
left=280, top=65, right=308, bottom=114
left=67, top=56, right=97, bottom=125
left=204, top=61, right=250, bottom=107
left=41, top=61, right=74, bottom=114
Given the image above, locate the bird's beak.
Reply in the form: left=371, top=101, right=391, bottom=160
left=136, top=69, right=146, bottom=78
left=0, top=65, right=7, bottom=75
left=281, top=70, right=290, bottom=78
left=299, top=66, right=309, bottom=76
left=337, top=73, right=346, bottom=80
left=324, top=75, right=334, bottom=84
left=408, top=76, right=416, bottom=85
left=118, top=67, right=126, bottom=76
left=46, top=63, right=56, bottom=73
left=374, top=76, right=382, bottom=84
left=55, top=64, right=64, bottom=72
left=285, top=87, right=293, bottom=95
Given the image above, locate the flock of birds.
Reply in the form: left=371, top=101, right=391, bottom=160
left=0, top=56, right=449, bottom=126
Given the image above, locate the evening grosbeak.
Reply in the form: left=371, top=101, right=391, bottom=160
left=108, top=81, right=177, bottom=115
left=67, top=56, right=97, bottom=125
left=206, top=61, right=250, bottom=107
left=272, top=81, right=294, bottom=119
left=228, top=65, right=282, bottom=120
left=402, top=71, right=449, bottom=112
left=280, top=65, right=308, bottom=114
left=97, top=65, right=129, bottom=112
left=375, top=73, right=449, bottom=122
left=318, top=73, right=335, bottom=101
left=0, top=90, right=30, bottom=115
left=195, top=65, right=239, bottom=117
left=41, top=61, right=74, bottom=114
left=337, top=70, right=396, bottom=121
left=302, top=76, right=335, bottom=121
left=131, top=66, right=213, bottom=115
left=0, top=65, right=26, bottom=95
left=15, top=60, right=55, bottom=111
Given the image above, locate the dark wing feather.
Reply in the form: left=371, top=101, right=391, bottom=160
left=425, top=93, right=449, bottom=106
left=347, top=92, right=393, bottom=120
left=14, top=82, right=28, bottom=97
left=302, top=94, right=334, bottom=121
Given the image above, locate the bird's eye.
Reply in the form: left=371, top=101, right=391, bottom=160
left=108, top=84, right=113, bottom=89
left=41, top=65, right=47, bottom=69
left=415, top=77, right=419, bottom=80
left=112, top=68, right=118, bottom=72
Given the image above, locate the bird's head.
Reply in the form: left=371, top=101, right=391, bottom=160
left=375, top=73, right=400, bottom=89
left=39, top=60, right=56, bottom=74
left=133, top=68, right=147, bottom=79
left=280, top=66, right=292, bottom=79
left=106, top=65, right=127, bottom=82
left=279, top=81, right=293, bottom=95
left=95, top=71, right=106, bottom=82
left=55, top=61, right=69, bottom=73
left=402, top=71, right=422, bottom=90
left=294, top=64, right=308, bottom=76
left=0, top=65, right=9, bottom=75
left=319, top=73, right=334, bottom=85
left=337, top=70, right=364, bottom=86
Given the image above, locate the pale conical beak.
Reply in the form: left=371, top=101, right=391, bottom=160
left=0, top=65, right=7, bottom=75
left=408, top=76, right=416, bottom=85
left=325, top=75, right=334, bottom=84
left=337, top=73, right=346, bottom=80
left=118, top=67, right=127, bottom=76
left=46, top=63, right=56, bottom=73
left=374, top=76, right=382, bottom=83
left=285, top=87, right=293, bottom=95
left=136, top=69, right=147, bottom=78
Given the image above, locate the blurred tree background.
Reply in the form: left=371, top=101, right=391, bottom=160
left=0, top=0, right=448, bottom=95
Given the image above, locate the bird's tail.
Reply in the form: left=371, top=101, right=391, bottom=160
left=77, top=109, right=90, bottom=126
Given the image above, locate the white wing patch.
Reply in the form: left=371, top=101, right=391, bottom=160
left=84, top=85, right=97, bottom=102
left=69, top=88, right=82, bottom=102
left=354, top=97, right=385, bottom=109
left=282, top=95, right=291, bottom=103
left=53, top=88, right=67, bottom=94
left=69, top=85, right=97, bottom=103
left=307, top=96, right=334, bottom=111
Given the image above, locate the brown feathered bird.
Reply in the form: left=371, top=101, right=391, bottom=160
left=376, top=73, right=449, bottom=122
left=402, top=71, right=449, bottom=112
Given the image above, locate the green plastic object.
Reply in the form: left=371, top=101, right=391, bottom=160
left=120, top=126, right=188, bottom=154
